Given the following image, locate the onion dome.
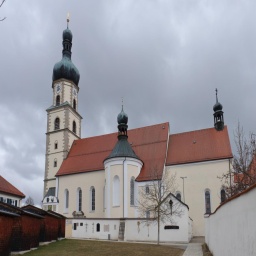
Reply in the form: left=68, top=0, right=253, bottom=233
left=213, top=89, right=223, bottom=111
left=213, top=102, right=223, bottom=112
left=117, top=105, right=128, bottom=125
left=63, top=28, right=72, bottom=41
left=104, top=105, right=140, bottom=161
left=52, top=21, right=80, bottom=86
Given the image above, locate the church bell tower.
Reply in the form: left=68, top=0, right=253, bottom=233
left=213, top=88, right=224, bottom=131
left=43, top=16, right=82, bottom=210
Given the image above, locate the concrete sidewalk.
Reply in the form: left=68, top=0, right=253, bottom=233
left=183, top=237, right=204, bottom=256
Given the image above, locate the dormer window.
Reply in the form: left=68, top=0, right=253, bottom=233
left=56, top=95, right=60, bottom=106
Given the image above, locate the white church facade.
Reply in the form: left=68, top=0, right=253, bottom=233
left=42, top=21, right=232, bottom=239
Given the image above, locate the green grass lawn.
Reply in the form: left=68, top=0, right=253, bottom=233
left=24, top=239, right=184, bottom=256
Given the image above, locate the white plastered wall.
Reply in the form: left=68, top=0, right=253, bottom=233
left=104, top=157, right=142, bottom=218
left=166, top=159, right=230, bottom=236
left=205, top=186, right=256, bottom=256
left=58, top=171, right=105, bottom=218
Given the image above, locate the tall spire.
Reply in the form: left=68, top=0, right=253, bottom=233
left=52, top=15, right=80, bottom=86
left=62, top=14, right=73, bottom=59
left=213, top=88, right=224, bottom=131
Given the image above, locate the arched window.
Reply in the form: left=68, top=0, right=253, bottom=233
left=96, top=223, right=100, bottom=232
left=77, top=188, right=82, bottom=212
left=73, top=121, right=76, bottom=134
left=176, top=192, right=181, bottom=201
left=54, top=141, right=58, bottom=149
left=56, top=95, right=60, bottom=106
left=90, top=186, right=95, bottom=211
left=221, top=188, right=226, bottom=203
left=54, top=159, right=57, bottom=167
left=205, top=190, right=211, bottom=214
left=64, top=189, right=69, bottom=210
left=130, top=177, right=135, bottom=206
left=113, top=176, right=120, bottom=206
left=73, top=99, right=76, bottom=110
left=145, top=185, right=149, bottom=194
left=54, top=117, right=60, bottom=130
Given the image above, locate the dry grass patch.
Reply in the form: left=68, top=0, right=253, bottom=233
left=202, top=243, right=213, bottom=256
left=24, top=239, right=184, bottom=256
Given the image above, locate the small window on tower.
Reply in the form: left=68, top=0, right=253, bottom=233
left=54, top=159, right=57, bottom=167
left=54, top=118, right=60, bottom=130
left=56, top=95, right=60, bottom=106
left=73, top=121, right=77, bottom=134
left=73, top=99, right=76, bottom=110
left=54, top=141, right=58, bottom=149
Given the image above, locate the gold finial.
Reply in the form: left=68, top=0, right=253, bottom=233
left=67, top=12, right=70, bottom=28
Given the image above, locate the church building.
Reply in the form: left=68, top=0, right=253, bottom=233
left=42, top=20, right=232, bottom=237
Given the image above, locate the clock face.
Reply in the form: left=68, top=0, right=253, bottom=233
left=55, top=83, right=62, bottom=94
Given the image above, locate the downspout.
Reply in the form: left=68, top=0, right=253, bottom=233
left=123, top=157, right=126, bottom=218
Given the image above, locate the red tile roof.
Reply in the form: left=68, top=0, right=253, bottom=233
left=56, top=123, right=233, bottom=181
left=56, top=123, right=170, bottom=181
left=0, top=176, right=25, bottom=198
left=166, top=126, right=232, bottom=165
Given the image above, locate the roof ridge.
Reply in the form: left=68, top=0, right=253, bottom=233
left=171, top=125, right=227, bottom=137
left=78, top=122, right=169, bottom=141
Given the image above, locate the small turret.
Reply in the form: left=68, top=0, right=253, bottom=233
left=213, top=88, right=224, bottom=131
left=104, top=104, right=140, bottom=161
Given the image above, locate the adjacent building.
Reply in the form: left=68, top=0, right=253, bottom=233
left=0, top=175, right=25, bottom=207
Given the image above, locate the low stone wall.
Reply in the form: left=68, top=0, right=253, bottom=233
left=70, top=215, right=192, bottom=243
left=205, top=184, right=256, bottom=256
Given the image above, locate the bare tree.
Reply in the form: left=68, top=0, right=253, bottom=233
left=25, top=196, right=34, bottom=206
left=219, top=122, right=256, bottom=198
left=0, top=0, right=6, bottom=21
left=137, top=168, right=184, bottom=245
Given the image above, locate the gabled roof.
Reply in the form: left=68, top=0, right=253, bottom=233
left=0, top=176, right=25, bottom=198
left=56, top=122, right=170, bottom=181
left=166, top=126, right=232, bottom=165
left=56, top=123, right=233, bottom=181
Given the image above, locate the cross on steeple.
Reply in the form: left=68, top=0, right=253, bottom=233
left=67, top=12, right=70, bottom=28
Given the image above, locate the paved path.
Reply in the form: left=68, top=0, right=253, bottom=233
left=183, top=237, right=204, bottom=256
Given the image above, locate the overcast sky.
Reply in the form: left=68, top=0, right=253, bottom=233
left=0, top=0, right=256, bottom=205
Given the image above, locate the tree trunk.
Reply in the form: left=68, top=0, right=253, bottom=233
left=157, top=207, right=160, bottom=245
